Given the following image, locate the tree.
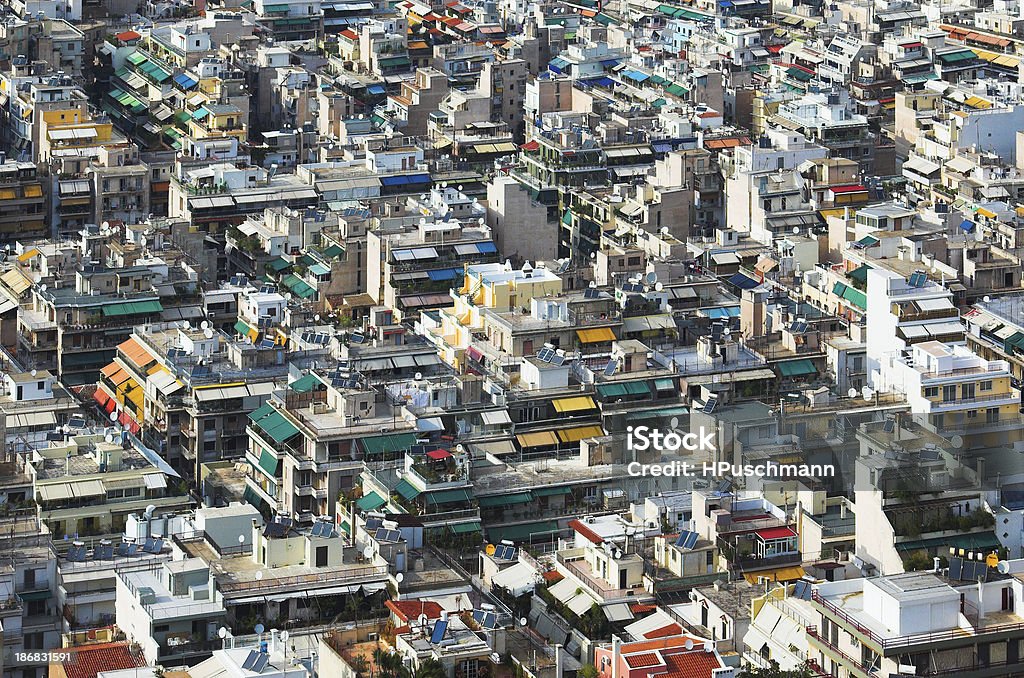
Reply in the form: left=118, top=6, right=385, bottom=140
left=578, top=665, right=599, bottom=678
left=738, top=661, right=814, bottom=678
left=414, top=658, right=448, bottom=678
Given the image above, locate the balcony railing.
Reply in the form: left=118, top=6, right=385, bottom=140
left=217, top=563, right=389, bottom=597
left=807, top=625, right=879, bottom=677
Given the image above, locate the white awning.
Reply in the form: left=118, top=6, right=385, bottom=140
left=416, top=417, right=444, bottom=432
left=711, top=252, right=741, bottom=265
left=491, top=562, right=537, bottom=597
left=547, top=576, right=578, bottom=603
left=900, top=324, right=930, bottom=339
left=903, top=156, right=940, bottom=176
left=73, top=479, right=106, bottom=498
left=926, top=320, right=965, bottom=336
left=8, top=411, right=57, bottom=428
left=481, top=410, right=512, bottom=425
left=143, top=473, right=168, bottom=490
left=566, top=590, right=599, bottom=616
left=38, top=483, right=73, bottom=501
left=150, top=371, right=185, bottom=396
left=916, top=297, right=954, bottom=312
left=602, top=601, right=635, bottom=622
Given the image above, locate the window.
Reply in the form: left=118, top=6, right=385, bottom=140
left=942, top=385, right=957, bottom=402
left=968, top=409, right=977, bottom=419
left=924, top=386, right=938, bottom=398
left=987, top=407, right=1000, bottom=423
left=962, top=383, right=976, bottom=399
left=628, top=256, right=642, bottom=266
left=981, top=380, right=993, bottom=391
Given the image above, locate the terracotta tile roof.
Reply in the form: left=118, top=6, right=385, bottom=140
left=386, top=599, right=444, bottom=622
left=644, top=623, right=682, bottom=639
left=617, top=636, right=707, bottom=654
left=115, top=30, right=141, bottom=41
left=660, top=650, right=721, bottom=678
left=624, top=652, right=662, bottom=669
left=568, top=519, right=604, bottom=544
left=630, top=603, right=656, bottom=614
left=542, top=570, right=564, bottom=583
left=63, top=642, right=146, bottom=678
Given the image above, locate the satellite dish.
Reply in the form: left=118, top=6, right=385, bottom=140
left=109, top=411, right=118, bottom=422
left=218, top=627, right=228, bottom=639
left=204, top=328, right=214, bottom=339
left=951, top=435, right=964, bottom=449
left=983, top=296, right=991, bottom=303
left=792, top=226, right=801, bottom=234
left=314, top=314, right=321, bottom=322
left=655, top=282, right=663, bottom=291
left=998, top=561, right=1011, bottom=574
left=645, top=271, right=657, bottom=285
left=519, top=617, right=528, bottom=626
left=862, top=386, right=874, bottom=402
left=703, top=641, right=713, bottom=652
left=614, top=549, right=623, bottom=559
left=30, top=369, right=36, bottom=377
left=254, top=623, right=265, bottom=634
left=255, top=571, right=263, bottom=581
left=140, top=236, right=148, bottom=248
left=238, top=534, right=246, bottom=544
left=362, top=545, right=374, bottom=560
left=280, top=630, right=289, bottom=642
left=285, top=293, right=293, bottom=300
left=396, top=572, right=405, bottom=583
left=589, top=281, right=597, bottom=288
left=417, top=614, right=429, bottom=627
left=848, top=388, right=857, bottom=398
left=684, top=639, right=694, bottom=650
left=201, top=320, right=210, bottom=330
left=183, top=321, right=191, bottom=330
left=105, top=432, right=114, bottom=443
left=40, top=284, right=47, bottom=292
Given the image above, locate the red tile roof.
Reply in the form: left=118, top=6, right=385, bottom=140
left=630, top=603, right=657, bottom=614
left=386, top=599, right=444, bottom=622
left=624, top=652, right=662, bottom=669
left=660, top=650, right=721, bottom=678
left=63, top=642, right=146, bottom=678
left=644, top=623, right=682, bottom=639
left=115, top=30, right=141, bottom=41
left=568, top=519, right=604, bottom=544
left=542, top=570, right=564, bottom=583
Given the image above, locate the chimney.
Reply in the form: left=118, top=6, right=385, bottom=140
left=555, top=644, right=563, bottom=678
left=611, top=635, right=621, bottom=678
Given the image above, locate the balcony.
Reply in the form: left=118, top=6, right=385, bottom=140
left=807, top=625, right=879, bottom=678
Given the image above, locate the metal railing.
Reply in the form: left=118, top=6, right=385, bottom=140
left=217, top=563, right=389, bottom=596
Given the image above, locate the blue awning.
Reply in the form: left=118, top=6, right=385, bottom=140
left=960, top=219, right=975, bottom=232
left=173, top=73, right=198, bottom=89
left=653, top=142, right=673, bottom=153
left=381, top=175, right=409, bottom=186
left=703, top=306, right=741, bottom=319
left=192, top=107, right=210, bottom=120
left=367, top=84, right=386, bottom=95
left=719, top=0, right=733, bottom=6
left=548, top=57, right=569, bottom=73
left=584, top=76, right=614, bottom=87
left=600, top=59, right=620, bottom=67
left=407, top=173, right=431, bottom=183
left=476, top=241, right=497, bottom=254
left=427, top=268, right=461, bottom=281
left=728, top=273, right=760, bottom=290
left=622, top=70, right=650, bottom=82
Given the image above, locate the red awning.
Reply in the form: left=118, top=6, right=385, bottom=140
left=426, top=449, right=452, bottom=461
left=94, top=389, right=110, bottom=407
left=520, top=140, right=539, bottom=151
left=831, top=184, right=868, bottom=194
left=757, top=526, right=798, bottom=540
left=103, top=399, right=117, bottom=415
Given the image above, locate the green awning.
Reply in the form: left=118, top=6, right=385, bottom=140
left=174, top=110, right=192, bottom=124
left=777, top=359, right=817, bottom=378
left=290, top=374, right=323, bottom=393
left=561, top=210, right=572, bottom=225
left=126, top=51, right=147, bottom=65
left=665, top=83, right=688, bottom=97
left=896, top=531, right=999, bottom=552
left=938, top=50, right=975, bottom=64
left=323, top=244, right=344, bottom=258
left=267, top=257, right=291, bottom=272
left=356, top=491, right=386, bottom=511
left=361, top=432, right=417, bottom=455
left=833, top=281, right=849, bottom=297
left=450, top=521, right=482, bottom=534
left=378, top=55, right=411, bottom=68
left=249, top=403, right=301, bottom=443
left=626, top=406, right=689, bottom=421
left=841, top=285, right=866, bottom=310
left=533, top=486, right=572, bottom=497
left=1004, top=331, right=1024, bottom=354
left=340, top=520, right=350, bottom=534
left=487, top=520, right=560, bottom=543
left=857, top=235, right=879, bottom=247
left=654, top=378, right=676, bottom=391
left=426, top=488, right=473, bottom=505
left=257, top=448, right=279, bottom=476
left=394, top=478, right=421, bottom=500
left=234, top=320, right=252, bottom=336
left=101, top=300, right=163, bottom=317
left=849, top=264, right=871, bottom=284
left=596, top=381, right=650, bottom=399
left=18, top=590, right=52, bottom=601
left=478, top=492, right=533, bottom=507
